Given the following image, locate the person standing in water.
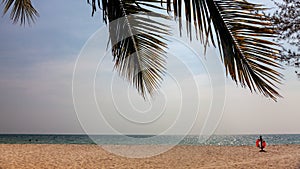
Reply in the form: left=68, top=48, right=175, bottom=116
left=256, top=135, right=267, bottom=152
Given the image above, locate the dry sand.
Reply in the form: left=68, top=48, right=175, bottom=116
left=0, top=144, right=299, bottom=169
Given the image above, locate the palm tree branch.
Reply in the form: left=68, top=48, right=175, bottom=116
left=165, top=0, right=282, bottom=101
left=2, top=0, right=283, bottom=100
left=210, top=0, right=282, bottom=100
left=1, top=0, right=39, bottom=25
left=100, top=0, right=171, bottom=98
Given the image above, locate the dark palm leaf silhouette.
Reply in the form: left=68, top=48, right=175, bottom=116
left=99, top=0, right=171, bottom=98
left=1, top=0, right=38, bottom=25
left=164, top=0, right=282, bottom=100
left=1, top=0, right=283, bottom=101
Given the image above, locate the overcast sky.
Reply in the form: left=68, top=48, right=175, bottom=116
left=0, top=0, right=299, bottom=135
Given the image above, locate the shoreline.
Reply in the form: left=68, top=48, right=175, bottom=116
left=0, top=144, right=299, bottom=168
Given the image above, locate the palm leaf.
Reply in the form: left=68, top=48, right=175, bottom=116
left=166, top=0, right=283, bottom=101
left=98, top=0, right=171, bottom=98
left=3, top=0, right=283, bottom=100
left=1, top=0, right=39, bottom=25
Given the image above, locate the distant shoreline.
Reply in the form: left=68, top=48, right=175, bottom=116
left=1, top=134, right=299, bottom=145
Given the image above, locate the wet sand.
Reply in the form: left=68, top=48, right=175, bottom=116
left=0, top=144, right=299, bottom=168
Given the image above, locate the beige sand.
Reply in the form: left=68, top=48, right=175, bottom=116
left=0, top=144, right=299, bottom=169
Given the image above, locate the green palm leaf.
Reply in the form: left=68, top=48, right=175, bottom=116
left=1, top=0, right=39, bottom=25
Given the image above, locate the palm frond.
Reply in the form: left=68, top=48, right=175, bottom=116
left=166, top=0, right=282, bottom=101
left=1, top=0, right=39, bottom=25
left=99, top=0, right=171, bottom=98
left=4, top=0, right=281, bottom=100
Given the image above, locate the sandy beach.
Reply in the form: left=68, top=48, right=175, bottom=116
left=0, top=144, right=299, bottom=169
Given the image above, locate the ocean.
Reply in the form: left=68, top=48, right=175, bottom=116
left=0, top=134, right=299, bottom=146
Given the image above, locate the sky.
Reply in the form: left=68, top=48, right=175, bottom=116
left=0, top=0, right=299, bottom=135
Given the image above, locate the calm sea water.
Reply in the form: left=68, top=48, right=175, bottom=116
left=0, top=134, right=299, bottom=145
